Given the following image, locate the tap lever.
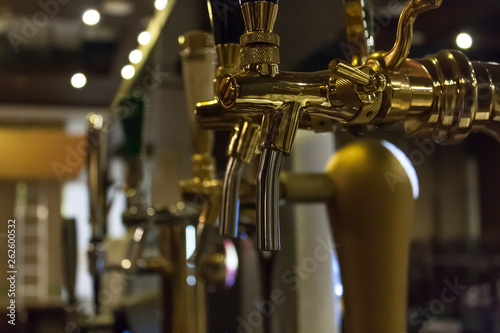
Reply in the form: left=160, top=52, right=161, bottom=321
left=329, top=59, right=386, bottom=105
left=330, top=59, right=373, bottom=86
left=383, top=0, right=442, bottom=71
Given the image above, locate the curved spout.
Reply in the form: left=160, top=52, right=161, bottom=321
left=256, top=148, right=284, bottom=251
left=220, top=157, right=244, bottom=237
left=219, top=121, right=260, bottom=238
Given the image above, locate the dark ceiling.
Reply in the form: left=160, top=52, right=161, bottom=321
left=0, top=0, right=499, bottom=107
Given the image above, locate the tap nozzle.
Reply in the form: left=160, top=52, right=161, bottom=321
left=220, top=157, right=244, bottom=237
left=256, top=102, right=301, bottom=251
left=220, top=121, right=260, bottom=238
left=257, top=147, right=284, bottom=251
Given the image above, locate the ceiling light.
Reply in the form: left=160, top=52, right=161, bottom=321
left=83, top=9, right=100, bottom=26
left=155, top=0, right=168, bottom=10
left=102, top=0, right=134, bottom=16
left=129, top=49, right=142, bottom=64
left=138, top=31, right=151, bottom=45
left=456, top=33, right=473, bottom=49
left=71, top=73, right=86, bottom=88
left=121, top=65, right=135, bottom=80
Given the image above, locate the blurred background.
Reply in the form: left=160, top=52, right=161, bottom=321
left=0, top=0, right=499, bottom=332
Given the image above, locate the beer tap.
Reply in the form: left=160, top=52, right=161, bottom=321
left=206, top=0, right=262, bottom=240
left=197, top=0, right=500, bottom=252
left=192, top=0, right=500, bottom=331
left=178, top=30, right=220, bottom=267
left=117, top=96, right=156, bottom=279
left=86, top=112, right=110, bottom=314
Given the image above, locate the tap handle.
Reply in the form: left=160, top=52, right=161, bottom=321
left=330, top=59, right=373, bottom=86
left=179, top=31, right=217, bottom=179
left=119, top=97, right=150, bottom=209
left=325, top=139, right=417, bottom=333
left=208, top=0, right=245, bottom=45
left=119, top=96, right=144, bottom=159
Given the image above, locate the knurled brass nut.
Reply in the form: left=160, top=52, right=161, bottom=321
left=240, top=32, right=280, bottom=47
left=240, top=45, right=280, bottom=66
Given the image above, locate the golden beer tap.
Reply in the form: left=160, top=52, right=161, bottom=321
left=197, top=0, right=500, bottom=248
left=206, top=0, right=263, bottom=239
left=193, top=0, right=500, bottom=332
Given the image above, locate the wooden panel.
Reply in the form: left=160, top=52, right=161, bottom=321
left=0, top=128, right=85, bottom=180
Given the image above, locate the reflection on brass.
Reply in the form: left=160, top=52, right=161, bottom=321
left=405, top=50, right=500, bottom=143
left=216, top=43, right=241, bottom=76
left=279, top=172, right=335, bottom=203
left=325, top=139, right=415, bottom=333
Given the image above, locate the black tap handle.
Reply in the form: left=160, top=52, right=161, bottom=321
left=208, top=0, right=245, bottom=45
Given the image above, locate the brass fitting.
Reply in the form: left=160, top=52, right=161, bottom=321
left=240, top=0, right=280, bottom=75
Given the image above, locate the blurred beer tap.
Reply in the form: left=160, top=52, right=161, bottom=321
left=179, top=30, right=220, bottom=266
left=118, top=96, right=153, bottom=276
left=86, top=112, right=110, bottom=314
left=344, top=0, right=375, bottom=66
